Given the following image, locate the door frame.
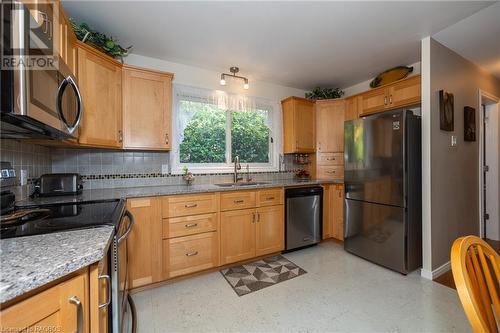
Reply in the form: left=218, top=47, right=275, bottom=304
left=478, top=89, right=499, bottom=238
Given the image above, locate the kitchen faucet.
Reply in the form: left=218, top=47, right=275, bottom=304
left=233, top=155, right=243, bottom=183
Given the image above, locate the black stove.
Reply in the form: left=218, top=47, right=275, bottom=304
left=0, top=197, right=125, bottom=239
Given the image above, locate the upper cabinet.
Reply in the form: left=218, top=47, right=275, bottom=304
left=77, top=41, right=123, bottom=148
left=58, top=3, right=77, bottom=76
left=122, top=65, right=174, bottom=150
left=281, top=97, right=315, bottom=154
left=344, top=96, right=361, bottom=122
left=359, top=75, right=421, bottom=117
left=316, top=99, right=345, bottom=153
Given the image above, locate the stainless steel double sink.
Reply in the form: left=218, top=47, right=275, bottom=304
left=214, top=181, right=270, bottom=188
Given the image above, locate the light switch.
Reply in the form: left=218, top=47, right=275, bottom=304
left=451, top=135, right=457, bottom=147
left=161, top=164, right=169, bottom=175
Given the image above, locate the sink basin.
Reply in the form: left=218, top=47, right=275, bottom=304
left=214, top=181, right=269, bottom=187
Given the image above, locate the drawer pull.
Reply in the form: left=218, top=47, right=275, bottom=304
left=185, top=251, right=198, bottom=257
left=234, top=199, right=244, bottom=204
left=265, top=196, right=275, bottom=201
left=185, top=223, right=198, bottom=228
left=326, top=157, right=335, bottom=161
left=184, top=203, right=198, bottom=208
left=326, top=171, right=336, bottom=174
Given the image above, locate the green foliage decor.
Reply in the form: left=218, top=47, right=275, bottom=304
left=305, top=87, right=344, bottom=100
left=69, top=18, right=132, bottom=59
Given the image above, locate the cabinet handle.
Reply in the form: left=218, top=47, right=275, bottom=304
left=384, top=96, right=387, bottom=105
left=185, top=251, right=198, bottom=257
left=165, top=133, right=169, bottom=145
left=266, top=196, right=275, bottom=201
left=69, top=296, right=83, bottom=333
left=389, top=95, right=393, bottom=104
left=98, top=275, right=111, bottom=309
left=326, top=157, right=335, bottom=161
left=185, top=223, right=198, bottom=228
left=257, top=212, right=260, bottom=222
left=118, top=130, right=123, bottom=143
left=234, top=199, right=244, bottom=204
left=184, top=203, right=197, bottom=208
left=252, top=212, right=256, bottom=223
left=326, top=170, right=336, bottom=174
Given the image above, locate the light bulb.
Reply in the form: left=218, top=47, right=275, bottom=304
left=220, top=74, right=226, bottom=86
left=243, top=79, right=249, bottom=90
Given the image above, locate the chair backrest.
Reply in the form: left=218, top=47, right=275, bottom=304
left=451, top=236, right=500, bottom=333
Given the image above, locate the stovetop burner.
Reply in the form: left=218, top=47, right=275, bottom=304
left=0, top=199, right=125, bottom=239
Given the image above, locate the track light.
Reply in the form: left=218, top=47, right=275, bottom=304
left=219, top=66, right=249, bottom=89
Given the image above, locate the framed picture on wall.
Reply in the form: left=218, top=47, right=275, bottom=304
left=464, top=106, right=476, bottom=142
left=439, top=90, right=454, bottom=131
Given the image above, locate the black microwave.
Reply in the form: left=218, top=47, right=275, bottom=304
left=1, top=1, right=83, bottom=139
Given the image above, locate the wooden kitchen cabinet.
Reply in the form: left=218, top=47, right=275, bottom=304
left=89, top=257, right=109, bottom=333
left=322, top=184, right=344, bottom=241
left=58, top=3, right=77, bottom=77
left=359, top=75, right=421, bottom=117
left=77, top=41, right=123, bottom=148
left=220, top=208, right=256, bottom=265
left=282, top=96, right=316, bottom=153
left=345, top=96, right=361, bottom=121
left=0, top=270, right=89, bottom=333
left=255, top=205, right=284, bottom=257
left=316, top=99, right=345, bottom=153
left=122, top=65, right=174, bottom=150
left=126, top=197, right=163, bottom=288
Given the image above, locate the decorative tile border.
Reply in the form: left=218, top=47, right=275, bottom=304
left=80, top=170, right=296, bottom=180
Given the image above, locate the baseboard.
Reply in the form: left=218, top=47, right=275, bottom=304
left=420, top=261, right=451, bottom=280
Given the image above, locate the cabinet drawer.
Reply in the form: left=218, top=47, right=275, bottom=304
left=257, top=188, right=283, bottom=207
left=317, top=165, right=344, bottom=180
left=220, top=191, right=256, bottom=211
left=162, top=193, right=217, bottom=218
left=317, top=152, right=343, bottom=166
left=164, top=232, right=218, bottom=278
left=163, top=213, right=217, bottom=239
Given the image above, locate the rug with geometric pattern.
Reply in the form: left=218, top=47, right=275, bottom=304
left=220, top=255, right=307, bottom=296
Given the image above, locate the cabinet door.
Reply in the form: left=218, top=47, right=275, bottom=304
left=255, top=205, right=284, bottom=256
left=359, top=88, right=388, bottom=116
left=316, top=100, right=344, bottom=152
left=77, top=42, right=122, bottom=148
left=89, top=258, right=109, bottom=333
left=58, top=3, right=77, bottom=77
left=122, top=66, right=173, bottom=150
left=127, top=197, right=163, bottom=288
left=332, top=184, right=344, bottom=241
left=295, top=99, right=316, bottom=152
left=345, top=96, right=360, bottom=121
left=0, top=271, right=89, bottom=333
left=388, top=75, right=421, bottom=108
left=322, top=185, right=331, bottom=239
left=220, top=208, right=256, bottom=265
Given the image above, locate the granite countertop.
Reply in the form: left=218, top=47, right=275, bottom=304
left=0, top=226, right=114, bottom=304
left=3, top=178, right=342, bottom=305
left=16, top=178, right=343, bottom=207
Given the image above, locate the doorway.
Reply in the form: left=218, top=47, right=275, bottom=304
left=479, top=90, right=499, bottom=241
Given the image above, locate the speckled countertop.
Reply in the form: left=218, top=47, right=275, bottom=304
left=3, top=178, right=341, bottom=305
left=16, top=178, right=343, bottom=207
left=0, top=226, right=114, bottom=304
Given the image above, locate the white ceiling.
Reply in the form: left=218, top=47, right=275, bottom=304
left=433, top=1, right=500, bottom=79
left=62, top=1, right=495, bottom=90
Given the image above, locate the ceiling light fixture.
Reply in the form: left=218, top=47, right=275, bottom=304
left=220, top=66, right=249, bottom=90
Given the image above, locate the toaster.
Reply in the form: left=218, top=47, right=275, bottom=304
left=33, top=173, right=83, bottom=197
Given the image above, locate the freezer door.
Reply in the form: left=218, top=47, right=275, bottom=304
left=344, top=110, right=405, bottom=207
left=344, top=199, right=406, bottom=273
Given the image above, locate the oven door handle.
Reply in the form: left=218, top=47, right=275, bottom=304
left=56, top=75, right=83, bottom=134
left=118, top=210, right=134, bottom=244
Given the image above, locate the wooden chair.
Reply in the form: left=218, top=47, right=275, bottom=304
left=451, top=236, right=500, bottom=333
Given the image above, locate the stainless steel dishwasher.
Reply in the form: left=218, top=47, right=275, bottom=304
left=285, top=186, right=323, bottom=251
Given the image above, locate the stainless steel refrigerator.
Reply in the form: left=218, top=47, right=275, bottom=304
left=344, top=109, right=422, bottom=274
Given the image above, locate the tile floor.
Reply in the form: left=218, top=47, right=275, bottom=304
left=131, top=241, right=470, bottom=332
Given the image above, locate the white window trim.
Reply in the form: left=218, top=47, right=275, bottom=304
left=170, top=84, right=282, bottom=175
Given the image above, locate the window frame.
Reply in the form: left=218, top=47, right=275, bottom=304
left=171, top=85, right=281, bottom=175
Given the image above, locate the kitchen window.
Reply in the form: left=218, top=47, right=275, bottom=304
left=171, top=85, right=281, bottom=174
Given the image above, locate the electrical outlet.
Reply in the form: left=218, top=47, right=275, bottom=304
left=451, top=135, right=457, bottom=147
left=161, top=164, right=169, bottom=175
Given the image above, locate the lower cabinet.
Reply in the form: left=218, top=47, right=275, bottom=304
left=220, top=192, right=284, bottom=265
left=89, top=257, right=109, bottom=333
left=0, top=270, right=89, bottom=333
left=322, top=184, right=345, bottom=241
left=127, top=197, right=163, bottom=289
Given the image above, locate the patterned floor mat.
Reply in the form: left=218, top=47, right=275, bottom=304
left=220, top=255, right=307, bottom=296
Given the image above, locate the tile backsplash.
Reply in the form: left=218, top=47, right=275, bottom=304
left=0, top=140, right=52, bottom=183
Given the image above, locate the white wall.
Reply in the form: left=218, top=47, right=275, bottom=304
left=342, top=62, right=421, bottom=97
left=124, top=54, right=307, bottom=101
left=485, top=102, right=499, bottom=240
